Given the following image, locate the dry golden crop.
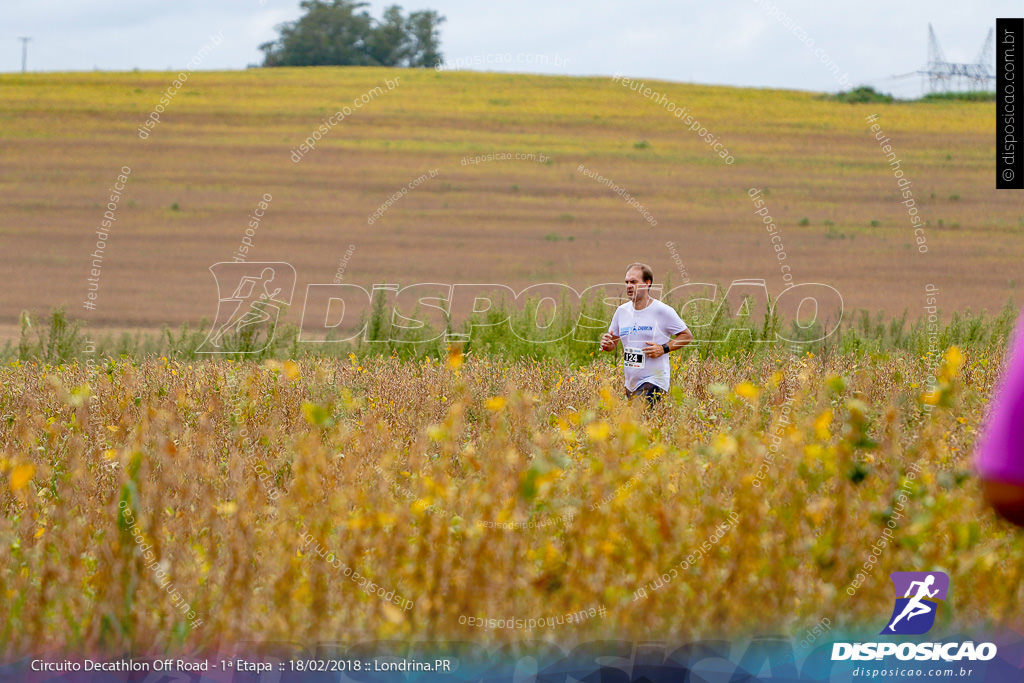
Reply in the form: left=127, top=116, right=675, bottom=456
left=1, top=346, right=1021, bottom=657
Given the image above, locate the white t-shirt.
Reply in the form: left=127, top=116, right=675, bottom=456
left=608, top=298, right=688, bottom=392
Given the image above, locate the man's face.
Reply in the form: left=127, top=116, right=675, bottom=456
left=624, top=268, right=649, bottom=302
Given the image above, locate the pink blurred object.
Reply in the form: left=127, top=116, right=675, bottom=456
left=975, top=309, right=1024, bottom=526
left=975, top=310, right=1024, bottom=485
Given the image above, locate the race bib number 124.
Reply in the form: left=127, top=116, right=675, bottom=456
left=624, top=348, right=645, bottom=368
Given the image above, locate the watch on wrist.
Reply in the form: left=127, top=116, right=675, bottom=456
left=662, top=343, right=671, bottom=355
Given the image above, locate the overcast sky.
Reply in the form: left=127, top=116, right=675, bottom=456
left=1, top=0, right=1012, bottom=96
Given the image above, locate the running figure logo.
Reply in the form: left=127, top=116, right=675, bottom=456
left=881, top=571, right=949, bottom=635
left=197, top=262, right=296, bottom=354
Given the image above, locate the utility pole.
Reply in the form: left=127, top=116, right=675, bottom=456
left=18, top=37, right=31, bottom=72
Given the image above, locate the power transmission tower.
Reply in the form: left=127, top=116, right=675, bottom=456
left=920, top=23, right=994, bottom=93
left=18, top=36, right=30, bottom=72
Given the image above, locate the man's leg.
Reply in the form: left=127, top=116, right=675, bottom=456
left=635, top=382, right=665, bottom=409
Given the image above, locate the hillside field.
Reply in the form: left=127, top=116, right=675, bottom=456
left=0, top=68, right=1020, bottom=340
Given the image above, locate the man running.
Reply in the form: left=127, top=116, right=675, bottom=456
left=887, top=574, right=939, bottom=632
left=600, top=263, right=693, bottom=407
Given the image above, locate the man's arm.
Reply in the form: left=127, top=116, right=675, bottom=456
left=666, top=328, right=693, bottom=352
left=645, top=328, right=693, bottom=357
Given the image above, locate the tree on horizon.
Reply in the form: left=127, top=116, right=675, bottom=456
left=259, top=0, right=445, bottom=68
